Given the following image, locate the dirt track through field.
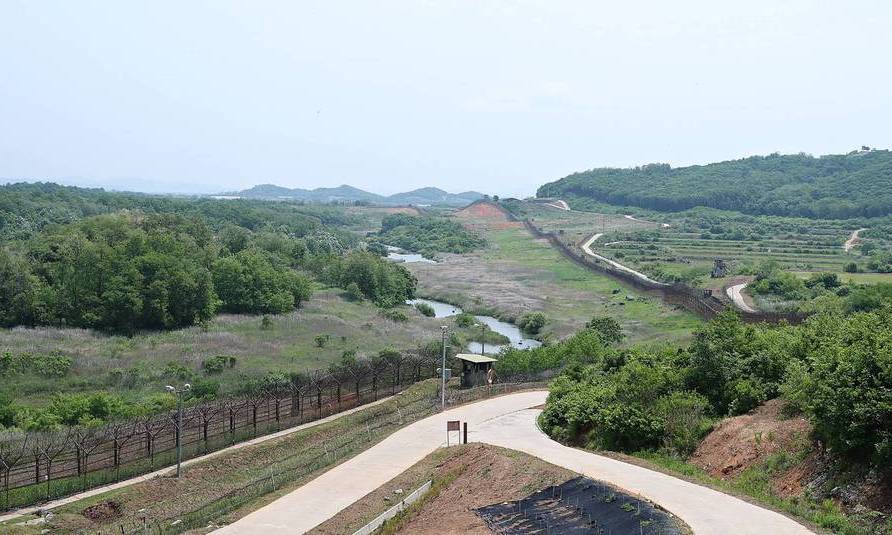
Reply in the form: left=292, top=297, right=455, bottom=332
left=726, top=282, right=757, bottom=313
left=581, top=232, right=668, bottom=287
left=844, top=228, right=867, bottom=252
left=214, top=391, right=813, bottom=535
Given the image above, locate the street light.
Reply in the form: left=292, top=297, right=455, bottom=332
left=440, top=325, right=448, bottom=409
left=474, top=323, right=486, bottom=356
left=165, top=383, right=191, bottom=478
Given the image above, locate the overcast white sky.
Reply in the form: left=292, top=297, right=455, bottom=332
left=1, top=1, right=890, bottom=197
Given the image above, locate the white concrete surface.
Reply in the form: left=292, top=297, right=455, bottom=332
left=581, top=233, right=669, bottom=287
left=214, top=391, right=546, bottom=534
left=726, top=282, right=757, bottom=313
left=215, top=391, right=813, bottom=535
left=844, top=228, right=867, bottom=252
left=474, top=408, right=812, bottom=535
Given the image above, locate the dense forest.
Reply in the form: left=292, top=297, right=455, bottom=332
left=375, top=213, right=485, bottom=257
left=537, top=150, right=892, bottom=219
left=0, top=183, right=417, bottom=332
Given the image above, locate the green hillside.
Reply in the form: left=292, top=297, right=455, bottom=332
left=537, top=149, right=892, bottom=219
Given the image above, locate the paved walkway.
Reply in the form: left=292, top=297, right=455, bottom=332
left=0, top=396, right=393, bottom=524
left=726, top=282, right=757, bottom=313
left=581, top=233, right=669, bottom=287
left=475, top=407, right=812, bottom=535
left=215, top=391, right=812, bottom=535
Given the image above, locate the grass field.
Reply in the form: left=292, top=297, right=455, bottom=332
left=791, top=271, right=892, bottom=284
left=405, top=211, right=700, bottom=345
left=0, top=289, right=452, bottom=407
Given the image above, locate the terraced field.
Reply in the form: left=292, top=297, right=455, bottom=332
left=507, top=201, right=892, bottom=287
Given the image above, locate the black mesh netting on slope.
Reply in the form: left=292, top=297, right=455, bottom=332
left=475, top=476, right=684, bottom=535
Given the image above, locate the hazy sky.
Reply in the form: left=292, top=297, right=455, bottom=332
left=1, top=1, right=890, bottom=197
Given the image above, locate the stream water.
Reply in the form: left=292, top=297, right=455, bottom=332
left=406, top=298, right=541, bottom=355
left=385, top=245, right=436, bottom=264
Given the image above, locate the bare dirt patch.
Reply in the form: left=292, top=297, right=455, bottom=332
left=454, top=202, right=521, bottom=230
left=82, top=500, right=123, bottom=522
left=690, top=399, right=811, bottom=479
left=312, top=444, right=573, bottom=535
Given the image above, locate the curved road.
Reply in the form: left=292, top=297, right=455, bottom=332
left=215, top=391, right=812, bottom=534
left=726, top=282, right=757, bottom=313
left=582, top=233, right=669, bottom=287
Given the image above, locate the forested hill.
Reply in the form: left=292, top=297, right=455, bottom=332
left=537, top=149, right=892, bottom=219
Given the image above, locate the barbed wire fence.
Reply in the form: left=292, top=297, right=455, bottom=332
left=0, top=350, right=443, bottom=512
left=103, top=381, right=546, bottom=535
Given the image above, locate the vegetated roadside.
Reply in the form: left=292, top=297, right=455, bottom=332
left=536, top=307, right=892, bottom=535
left=0, top=381, right=441, bottom=534
left=312, top=443, right=690, bottom=535
left=405, top=204, right=699, bottom=345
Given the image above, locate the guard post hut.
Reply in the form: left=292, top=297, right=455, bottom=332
left=455, top=353, right=497, bottom=388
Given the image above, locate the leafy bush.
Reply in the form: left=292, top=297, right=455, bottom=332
left=380, top=309, right=409, bottom=322
left=377, top=214, right=485, bottom=255
left=518, top=312, right=547, bottom=335
left=202, top=355, right=230, bottom=375
left=585, top=316, right=625, bottom=345
left=454, top=312, right=475, bottom=327
left=414, top=302, right=435, bottom=317
left=345, top=281, right=364, bottom=302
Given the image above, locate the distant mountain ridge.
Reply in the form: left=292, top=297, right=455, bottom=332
left=230, top=184, right=484, bottom=206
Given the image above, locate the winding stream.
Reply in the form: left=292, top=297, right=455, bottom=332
left=406, top=298, right=541, bottom=355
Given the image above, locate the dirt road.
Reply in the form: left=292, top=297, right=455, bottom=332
left=214, top=391, right=813, bottom=535
left=581, top=233, right=669, bottom=287
left=726, top=282, right=757, bottom=313
left=844, top=228, right=867, bottom=252
left=545, top=199, right=571, bottom=211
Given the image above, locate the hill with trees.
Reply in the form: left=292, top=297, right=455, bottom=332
left=537, top=149, right=892, bottom=219
left=233, top=184, right=483, bottom=206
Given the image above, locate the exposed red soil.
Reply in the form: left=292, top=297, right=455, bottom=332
left=690, top=399, right=811, bottom=479
left=399, top=444, right=572, bottom=534
left=454, top=202, right=521, bottom=230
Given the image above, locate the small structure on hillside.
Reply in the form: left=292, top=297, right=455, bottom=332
left=455, top=354, right=497, bottom=388
left=711, top=258, right=729, bottom=278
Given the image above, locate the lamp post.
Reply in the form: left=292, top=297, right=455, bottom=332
left=440, top=325, right=448, bottom=410
left=165, top=383, right=191, bottom=478
left=474, top=322, right=486, bottom=355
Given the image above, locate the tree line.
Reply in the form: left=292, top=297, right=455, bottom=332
left=0, top=194, right=417, bottom=332
left=374, top=213, right=485, bottom=257
left=538, top=150, right=892, bottom=219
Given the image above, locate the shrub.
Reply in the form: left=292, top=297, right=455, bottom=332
left=454, top=312, right=475, bottom=328
left=202, top=355, right=229, bottom=375
left=345, top=282, right=364, bottom=302
left=518, top=312, right=547, bottom=335
left=585, top=316, right=625, bottom=345
left=414, top=302, right=435, bottom=317
left=381, top=309, right=409, bottom=322
left=314, top=334, right=329, bottom=347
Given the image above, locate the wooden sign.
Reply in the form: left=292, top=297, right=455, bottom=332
left=446, top=420, right=460, bottom=431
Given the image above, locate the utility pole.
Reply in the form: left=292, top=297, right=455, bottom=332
left=440, top=325, right=448, bottom=409
left=165, top=383, right=191, bottom=478
left=475, top=322, right=486, bottom=355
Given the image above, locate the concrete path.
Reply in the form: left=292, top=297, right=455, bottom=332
left=215, top=391, right=812, bottom=535
left=0, top=396, right=394, bottom=524
left=214, top=391, right=547, bottom=534
left=844, top=228, right=867, bottom=252
left=726, top=282, right=757, bottom=313
left=475, top=408, right=812, bottom=535
left=581, top=233, right=669, bottom=287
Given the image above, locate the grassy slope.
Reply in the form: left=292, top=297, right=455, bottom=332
left=488, top=228, right=699, bottom=342
left=0, top=289, right=447, bottom=406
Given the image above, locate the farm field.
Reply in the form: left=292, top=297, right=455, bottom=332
left=0, top=289, right=449, bottom=407
left=404, top=205, right=700, bottom=345
left=509, top=201, right=891, bottom=287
